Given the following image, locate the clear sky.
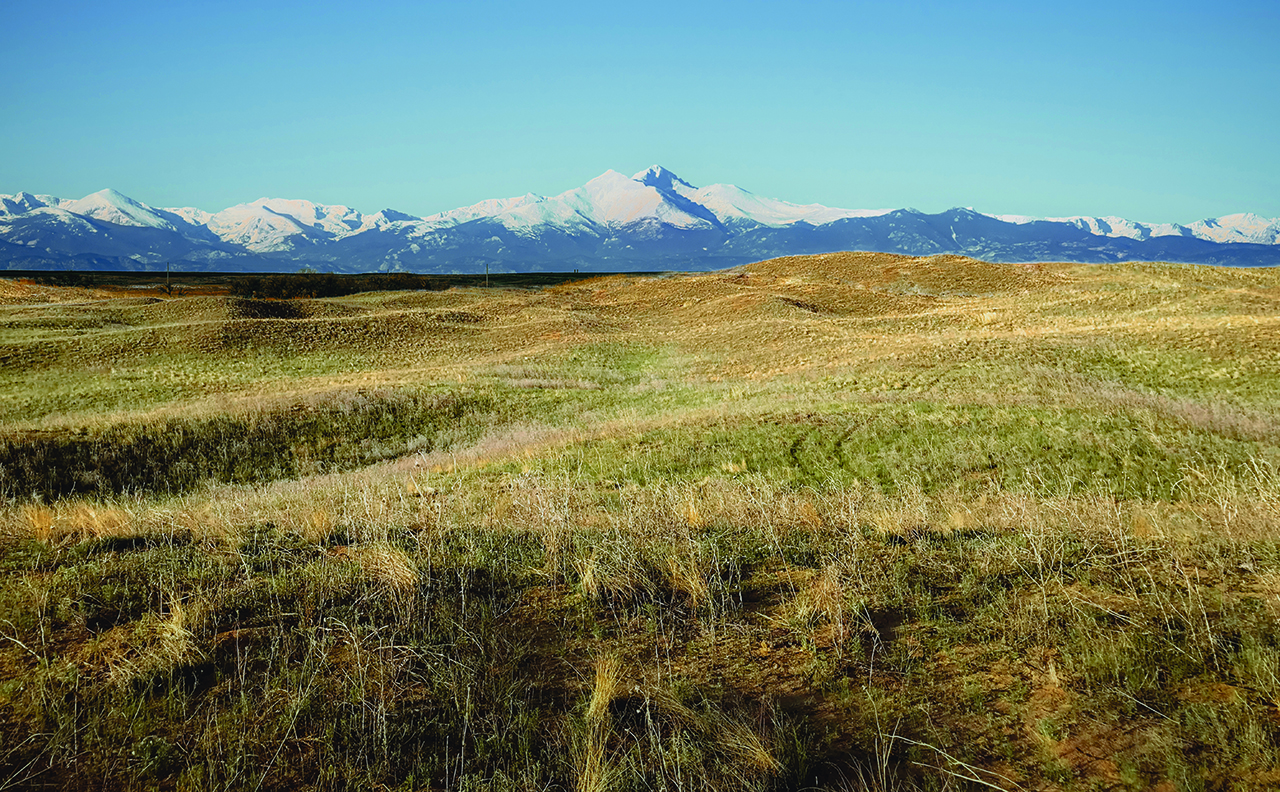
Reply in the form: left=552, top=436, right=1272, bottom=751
left=2, top=0, right=1276, bottom=223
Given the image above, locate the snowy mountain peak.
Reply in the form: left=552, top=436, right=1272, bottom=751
left=374, top=208, right=420, bottom=223
left=989, top=210, right=1280, bottom=246
left=1187, top=213, right=1280, bottom=245
left=86, top=189, right=149, bottom=211
left=582, top=170, right=635, bottom=191
left=166, top=206, right=213, bottom=227
left=251, top=198, right=364, bottom=234
left=203, top=202, right=317, bottom=252
left=63, top=189, right=181, bottom=232
left=565, top=169, right=713, bottom=229
left=633, top=165, right=696, bottom=193
left=355, top=208, right=426, bottom=233
left=1221, top=212, right=1266, bottom=224
left=188, top=197, right=372, bottom=251
left=0, top=191, right=52, bottom=215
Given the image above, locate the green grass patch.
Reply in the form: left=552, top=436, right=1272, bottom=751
left=526, top=402, right=1278, bottom=498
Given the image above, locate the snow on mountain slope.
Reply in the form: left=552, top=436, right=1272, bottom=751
left=426, top=194, right=542, bottom=225
left=355, top=208, right=428, bottom=232
left=486, top=196, right=596, bottom=235
left=201, top=199, right=367, bottom=251
left=62, top=189, right=183, bottom=232
left=1188, top=213, right=1280, bottom=246
left=0, top=206, right=106, bottom=239
left=0, top=193, right=73, bottom=214
left=691, top=182, right=889, bottom=227
left=252, top=198, right=364, bottom=235
left=204, top=204, right=320, bottom=252
left=990, top=211, right=1280, bottom=246
left=557, top=169, right=712, bottom=229
left=421, top=169, right=718, bottom=235
left=166, top=206, right=214, bottom=226
left=632, top=165, right=699, bottom=196
left=0, top=192, right=55, bottom=216
left=632, top=166, right=889, bottom=227
left=992, top=213, right=1191, bottom=241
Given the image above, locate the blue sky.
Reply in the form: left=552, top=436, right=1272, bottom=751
left=2, top=0, right=1276, bottom=222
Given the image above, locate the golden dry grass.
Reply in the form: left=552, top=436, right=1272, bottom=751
left=2, top=255, right=1280, bottom=790
left=3, top=254, right=1278, bottom=433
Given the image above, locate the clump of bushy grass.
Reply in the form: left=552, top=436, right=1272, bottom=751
left=0, top=388, right=496, bottom=501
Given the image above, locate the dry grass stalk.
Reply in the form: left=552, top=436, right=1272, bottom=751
left=797, top=500, right=823, bottom=530
left=350, top=543, right=419, bottom=595
left=20, top=503, right=54, bottom=544
left=579, top=653, right=623, bottom=792
left=668, top=555, right=711, bottom=609
left=574, top=553, right=601, bottom=601
left=68, top=504, right=135, bottom=539
left=107, top=600, right=199, bottom=687
left=805, top=564, right=849, bottom=639
left=684, top=498, right=704, bottom=528
left=301, top=507, right=335, bottom=544
left=713, top=714, right=782, bottom=773
left=1131, top=508, right=1160, bottom=540
left=586, top=654, right=622, bottom=724
left=13, top=502, right=138, bottom=545
left=573, top=547, right=648, bottom=605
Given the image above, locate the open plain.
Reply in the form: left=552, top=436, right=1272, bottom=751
left=1, top=252, right=1279, bottom=791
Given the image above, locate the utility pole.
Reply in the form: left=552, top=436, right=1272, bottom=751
left=484, top=262, right=489, bottom=288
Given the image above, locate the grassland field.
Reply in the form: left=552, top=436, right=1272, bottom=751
left=1, top=251, right=1278, bottom=791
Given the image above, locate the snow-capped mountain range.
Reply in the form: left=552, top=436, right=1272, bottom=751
left=2, top=166, right=1277, bottom=273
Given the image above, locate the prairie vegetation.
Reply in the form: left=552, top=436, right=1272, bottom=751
left=1, top=252, right=1278, bottom=790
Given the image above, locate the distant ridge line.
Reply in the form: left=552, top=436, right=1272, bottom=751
left=2, top=168, right=1277, bottom=272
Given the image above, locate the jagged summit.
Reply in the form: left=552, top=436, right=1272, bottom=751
left=633, top=165, right=696, bottom=193
left=567, top=169, right=711, bottom=228
left=373, top=208, right=419, bottom=223
left=0, top=192, right=52, bottom=215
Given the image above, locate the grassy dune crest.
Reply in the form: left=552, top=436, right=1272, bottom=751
left=1, top=253, right=1279, bottom=791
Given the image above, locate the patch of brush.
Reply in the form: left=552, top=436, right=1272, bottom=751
left=0, top=389, right=497, bottom=501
